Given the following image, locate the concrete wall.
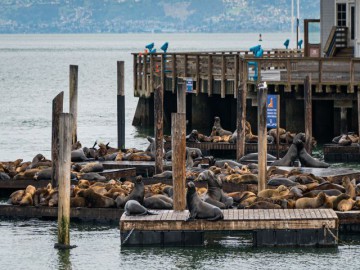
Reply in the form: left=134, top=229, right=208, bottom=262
left=321, top=0, right=336, bottom=55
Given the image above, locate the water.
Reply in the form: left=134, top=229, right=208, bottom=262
left=1, top=33, right=359, bottom=269
left=0, top=33, right=299, bottom=161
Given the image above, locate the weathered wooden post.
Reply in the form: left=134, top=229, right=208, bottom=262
left=236, top=83, right=247, bottom=161
left=304, top=75, right=313, bottom=153
left=117, top=61, right=125, bottom=149
left=55, top=113, right=74, bottom=249
left=358, top=90, right=360, bottom=138
left=51, top=91, right=64, bottom=187
left=69, top=65, right=78, bottom=146
left=172, top=113, right=186, bottom=211
left=177, top=80, right=186, bottom=114
left=257, top=82, right=268, bottom=192
left=340, top=107, right=348, bottom=134
left=154, top=55, right=165, bottom=174
left=276, top=95, right=280, bottom=159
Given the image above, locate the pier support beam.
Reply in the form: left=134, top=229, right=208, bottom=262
left=154, top=85, right=164, bottom=174
left=257, top=83, right=267, bottom=192
left=340, top=107, right=348, bottom=134
left=117, top=61, right=125, bottom=149
left=236, top=84, right=247, bottom=161
left=51, top=92, right=64, bottom=188
left=69, top=65, right=78, bottom=146
left=304, top=75, right=313, bottom=153
left=172, top=113, right=186, bottom=211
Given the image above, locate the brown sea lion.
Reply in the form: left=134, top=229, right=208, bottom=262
left=258, top=185, right=289, bottom=199
left=186, top=181, right=224, bottom=221
left=312, top=182, right=345, bottom=193
left=342, top=176, right=356, bottom=199
left=80, top=162, right=104, bottom=173
left=8, top=190, right=25, bottom=205
left=213, top=116, right=232, bottom=136
left=295, top=192, right=327, bottom=209
left=246, top=201, right=281, bottom=209
left=70, top=196, right=87, bottom=207
left=77, top=188, right=115, bottom=208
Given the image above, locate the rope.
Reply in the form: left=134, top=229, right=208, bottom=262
left=121, top=227, right=135, bottom=245
left=323, top=223, right=339, bottom=243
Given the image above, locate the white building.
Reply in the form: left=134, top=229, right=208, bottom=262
left=320, top=0, right=360, bottom=57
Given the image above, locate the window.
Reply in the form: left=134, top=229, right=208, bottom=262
left=337, top=3, right=346, bottom=27
left=351, top=6, right=355, bottom=39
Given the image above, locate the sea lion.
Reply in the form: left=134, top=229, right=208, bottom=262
left=0, top=172, right=10, bottom=181
left=342, top=176, right=356, bottom=199
left=303, top=189, right=342, bottom=198
left=8, top=190, right=25, bottom=205
left=70, top=196, right=87, bottom=207
left=267, top=177, right=298, bottom=187
left=78, top=180, right=90, bottom=189
left=226, top=174, right=258, bottom=184
left=240, top=153, right=277, bottom=163
left=71, top=148, right=89, bottom=162
left=258, top=185, right=289, bottom=199
left=289, top=185, right=306, bottom=198
left=198, top=170, right=233, bottom=209
left=80, top=172, right=106, bottom=181
left=124, top=200, right=157, bottom=216
left=246, top=201, right=281, bottom=209
left=143, top=195, right=173, bottom=209
left=153, top=171, right=173, bottom=179
left=186, top=130, right=200, bottom=143
left=123, top=176, right=145, bottom=206
left=186, top=181, right=223, bottom=221
left=214, top=160, right=242, bottom=168
left=213, top=116, right=232, bottom=136
left=77, top=188, right=115, bottom=208
left=271, top=133, right=305, bottom=166
left=312, top=182, right=345, bottom=193
left=34, top=168, right=76, bottom=181
left=297, top=140, right=329, bottom=168
left=80, top=162, right=104, bottom=173
left=295, top=192, right=327, bottom=209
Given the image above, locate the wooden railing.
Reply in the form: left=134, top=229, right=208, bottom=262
left=133, top=51, right=360, bottom=98
left=324, top=26, right=348, bottom=57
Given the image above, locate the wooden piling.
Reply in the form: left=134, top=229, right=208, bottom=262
left=177, top=80, right=186, bottom=114
left=358, top=90, right=360, bottom=138
left=172, top=113, right=186, bottom=211
left=51, top=91, right=64, bottom=188
left=154, top=57, right=164, bottom=174
left=117, top=61, right=125, bottom=150
left=276, top=95, right=280, bottom=159
left=257, top=85, right=267, bottom=192
left=69, top=65, right=78, bottom=146
left=56, top=113, right=73, bottom=248
left=236, top=83, right=247, bottom=161
left=304, top=75, right=313, bottom=153
left=208, top=55, right=213, bottom=96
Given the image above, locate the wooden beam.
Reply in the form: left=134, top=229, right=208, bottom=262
left=304, top=75, right=313, bottom=153
left=234, top=54, right=239, bottom=98
left=236, top=82, right=247, bottom=161
left=69, top=65, right=78, bottom=145
left=318, top=60, right=323, bottom=93
left=257, top=84, right=267, bottom=192
left=221, top=55, right=226, bottom=98
left=184, top=54, right=188, bottom=78
left=51, top=92, right=64, bottom=188
left=172, top=54, right=176, bottom=93
left=177, top=80, right=186, bottom=114
left=138, top=56, right=142, bottom=95
left=358, top=89, right=360, bottom=138
left=350, top=59, right=355, bottom=93
left=117, top=61, right=125, bottom=150
left=195, top=55, right=200, bottom=95
left=208, top=55, right=213, bottom=96
left=172, top=113, right=186, bottom=211
left=133, top=54, right=138, bottom=93
left=143, top=54, right=147, bottom=95
left=149, top=54, right=154, bottom=94
left=56, top=113, right=72, bottom=247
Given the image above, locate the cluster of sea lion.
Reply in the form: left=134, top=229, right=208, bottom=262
left=8, top=176, right=175, bottom=209
left=332, top=133, right=359, bottom=146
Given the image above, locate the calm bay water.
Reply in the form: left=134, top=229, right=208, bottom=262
left=1, top=34, right=359, bottom=269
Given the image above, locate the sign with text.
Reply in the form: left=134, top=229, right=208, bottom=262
left=186, top=78, right=193, bottom=92
left=267, top=94, right=278, bottom=128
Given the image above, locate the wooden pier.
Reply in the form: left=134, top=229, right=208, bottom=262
left=101, top=161, right=172, bottom=177
left=120, top=209, right=338, bottom=247
left=323, top=144, right=360, bottom=162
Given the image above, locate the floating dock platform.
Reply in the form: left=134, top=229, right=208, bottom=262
left=164, top=141, right=290, bottom=157
left=323, top=144, right=360, bottom=162
left=101, top=161, right=172, bottom=177
left=120, top=209, right=338, bottom=247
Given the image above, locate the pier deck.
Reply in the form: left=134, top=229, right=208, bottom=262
left=323, top=144, right=360, bottom=162
left=120, top=209, right=338, bottom=247
left=101, top=161, right=172, bottom=177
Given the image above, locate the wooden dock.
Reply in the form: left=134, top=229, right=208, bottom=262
left=323, top=144, right=360, bottom=162
left=164, top=141, right=290, bottom=157
left=120, top=209, right=338, bottom=247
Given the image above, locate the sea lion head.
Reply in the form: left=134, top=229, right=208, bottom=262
left=187, top=181, right=196, bottom=194
left=32, top=153, right=45, bottom=163
left=317, top=192, right=327, bottom=205
left=135, top=175, right=143, bottom=184
left=214, top=116, right=220, bottom=123
left=277, top=185, right=288, bottom=192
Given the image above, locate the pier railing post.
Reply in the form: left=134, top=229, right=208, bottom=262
left=69, top=65, right=78, bottom=146
left=236, top=83, right=247, bottom=161
left=117, top=61, right=125, bottom=150
left=154, top=83, right=164, bottom=174
left=172, top=113, right=186, bottom=211
left=51, top=92, right=64, bottom=187
left=257, top=83, right=267, bottom=192
left=56, top=113, right=73, bottom=248
left=177, top=79, right=186, bottom=114
left=304, top=75, right=313, bottom=153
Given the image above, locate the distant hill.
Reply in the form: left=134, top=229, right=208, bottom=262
left=0, top=0, right=320, bottom=33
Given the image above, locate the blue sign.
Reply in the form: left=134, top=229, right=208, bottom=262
left=186, top=78, right=193, bottom=92
left=267, top=95, right=278, bottom=128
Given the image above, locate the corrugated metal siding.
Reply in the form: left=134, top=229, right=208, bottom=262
left=321, top=0, right=335, bottom=55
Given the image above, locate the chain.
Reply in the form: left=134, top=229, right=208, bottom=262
left=121, top=227, right=135, bottom=245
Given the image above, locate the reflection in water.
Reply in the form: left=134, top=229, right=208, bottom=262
left=57, top=249, right=72, bottom=270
